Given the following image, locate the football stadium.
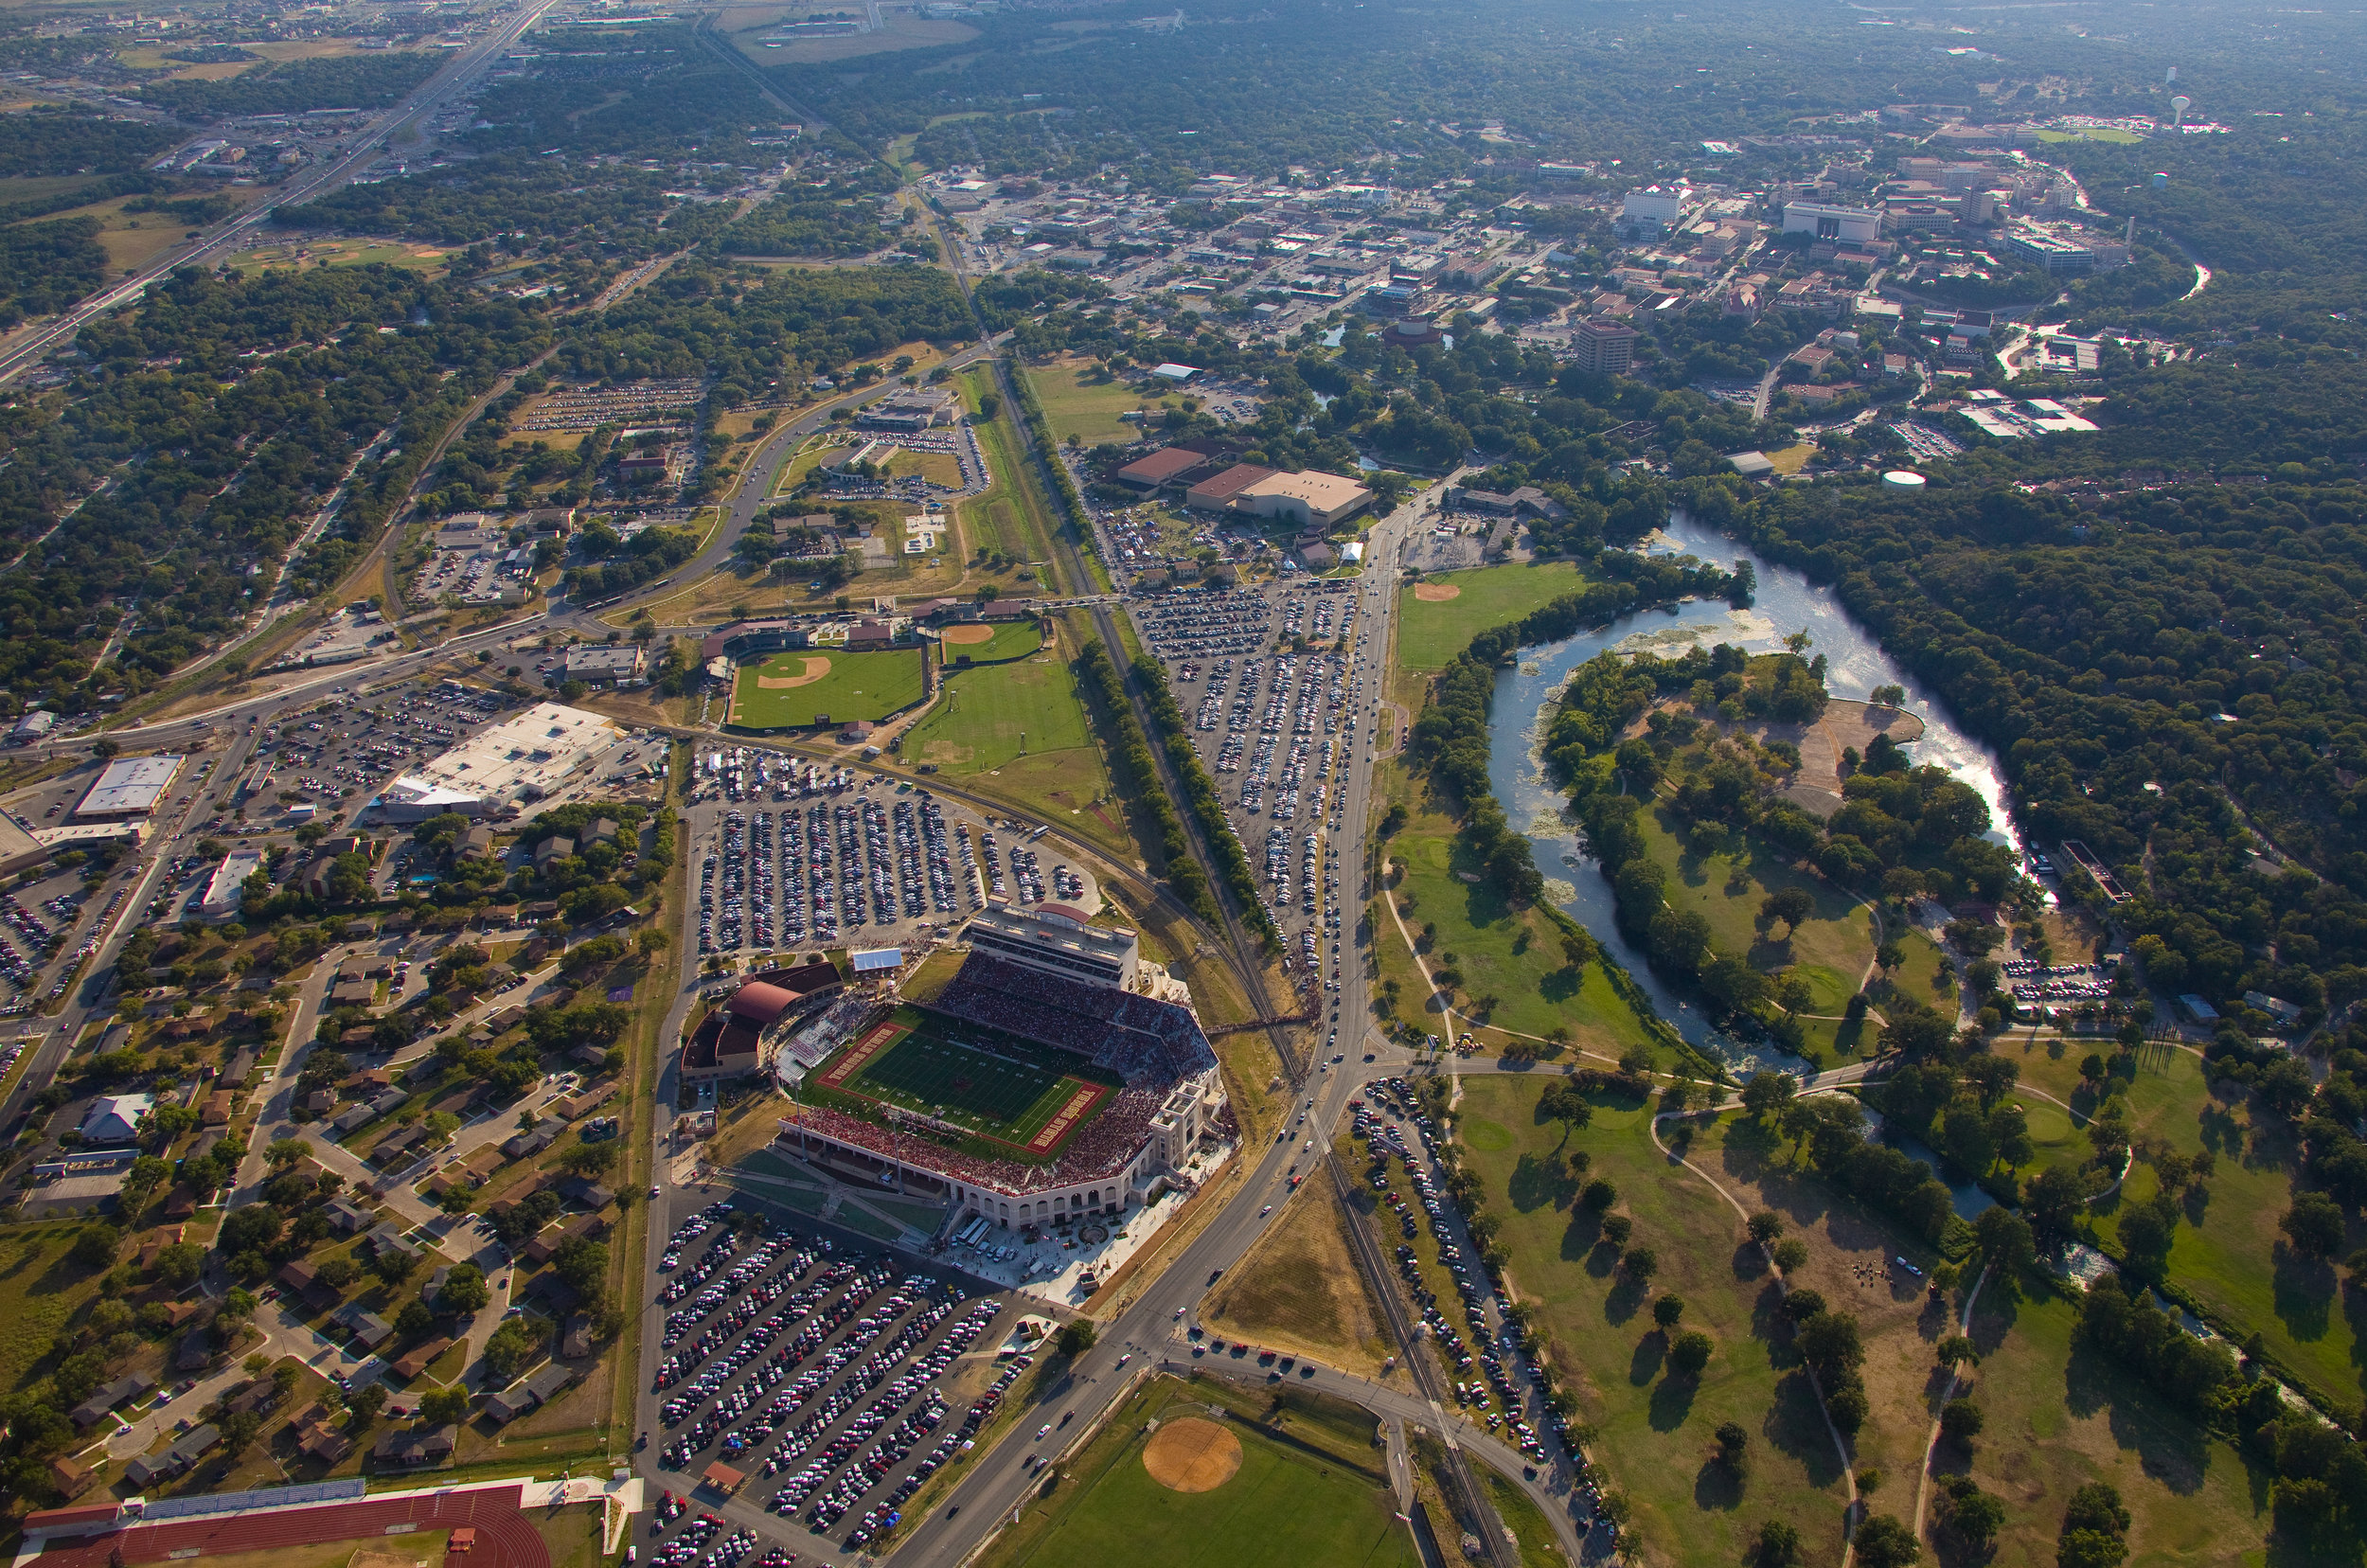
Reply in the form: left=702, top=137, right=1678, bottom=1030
left=780, top=908, right=1231, bottom=1229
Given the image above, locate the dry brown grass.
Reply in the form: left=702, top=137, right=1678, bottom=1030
left=1205, top=1183, right=1395, bottom=1377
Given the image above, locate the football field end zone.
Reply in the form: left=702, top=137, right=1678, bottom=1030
left=818, top=1018, right=908, bottom=1089
left=1024, top=1078, right=1111, bottom=1154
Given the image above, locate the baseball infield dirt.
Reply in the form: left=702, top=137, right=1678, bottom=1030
left=1141, top=1417, right=1243, bottom=1492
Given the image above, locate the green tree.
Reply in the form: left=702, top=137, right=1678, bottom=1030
left=2281, top=1191, right=2344, bottom=1259
left=1851, top=1514, right=1921, bottom=1568
left=1667, top=1329, right=1713, bottom=1375
left=1939, top=1398, right=1984, bottom=1448
left=1057, top=1319, right=1096, bottom=1357
left=419, top=1385, right=472, bottom=1426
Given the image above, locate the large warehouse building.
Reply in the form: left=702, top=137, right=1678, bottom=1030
left=368, top=703, right=627, bottom=822
left=75, top=756, right=184, bottom=821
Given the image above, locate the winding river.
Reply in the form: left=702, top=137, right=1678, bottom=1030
left=1483, top=511, right=2020, bottom=1067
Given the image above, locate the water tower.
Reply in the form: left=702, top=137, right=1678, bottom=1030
left=2171, top=94, right=2191, bottom=127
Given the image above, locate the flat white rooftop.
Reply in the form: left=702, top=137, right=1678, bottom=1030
left=75, top=755, right=185, bottom=819
left=413, top=702, right=626, bottom=808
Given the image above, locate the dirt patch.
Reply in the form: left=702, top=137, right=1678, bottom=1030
left=347, top=1546, right=440, bottom=1568
left=1413, top=583, right=1462, bottom=601
left=1205, top=1184, right=1394, bottom=1377
left=756, top=656, right=834, bottom=688
left=1142, top=1417, right=1243, bottom=1491
left=941, top=623, right=995, bottom=646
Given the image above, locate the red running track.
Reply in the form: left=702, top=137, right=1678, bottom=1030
left=36, top=1487, right=552, bottom=1568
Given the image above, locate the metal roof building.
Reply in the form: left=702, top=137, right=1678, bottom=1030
left=75, top=755, right=184, bottom=820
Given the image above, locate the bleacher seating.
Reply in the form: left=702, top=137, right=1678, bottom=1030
left=786, top=1087, right=1162, bottom=1196
left=929, top=954, right=1217, bottom=1085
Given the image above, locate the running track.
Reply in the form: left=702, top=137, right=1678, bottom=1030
left=34, top=1487, right=549, bottom=1568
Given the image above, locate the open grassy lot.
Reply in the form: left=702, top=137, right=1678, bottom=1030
left=1669, top=1106, right=2322, bottom=1567
left=1450, top=1076, right=1853, bottom=1567
left=898, top=624, right=1130, bottom=854
left=1633, top=802, right=1875, bottom=1015
left=904, top=642, right=1088, bottom=767
left=1025, top=354, right=1149, bottom=447
left=2042, top=1042, right=2367, bottom=1417
left=1205, top=1180, right=1396, bottom=1378
left=937, top=617, right=1043, bottom=665
left=730, top=647, right=926, bottom=729
left=1395, top=562, right=1589, bottom=672
left=976, top=1373, right=1415, bottom=1568
left=1376, top=779, right=1660, bottom=1057
left=0, top=1221, right=113, bottom=1395
left=227, top=237, right=447, bottom=276
left=957, top=368, right=1066, bottom=584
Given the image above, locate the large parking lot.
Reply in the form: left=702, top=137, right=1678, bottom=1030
left=1132, top=583, right=1361, bottom=1011
left=686, top=747, right=1079, bottom=961
left=642, top=1198, right=1023, bottom=1556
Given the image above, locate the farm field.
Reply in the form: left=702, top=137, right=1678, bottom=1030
left=1024, top=355, right=1149, bottom=447
left=974, top=1374, right=1417, bottom=1568
left=229, top=238, right=449, bottom=275
left=1395, top=561, right=1589, bottom=672
left=729, top=648, right=926, bottom=729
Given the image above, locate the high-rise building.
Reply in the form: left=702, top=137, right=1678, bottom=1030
left=1571, top=316, right=1639, bottom=377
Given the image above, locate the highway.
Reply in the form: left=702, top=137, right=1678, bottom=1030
left=0, top=0, right=566, bottom=387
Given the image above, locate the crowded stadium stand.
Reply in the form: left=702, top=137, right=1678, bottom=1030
left=776, top=953, right=1228, bottom=1224
left=929, top=953, right=1217, bottom=1084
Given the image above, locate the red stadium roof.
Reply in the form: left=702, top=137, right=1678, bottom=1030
left=725, top=981, right=798, bottom=1026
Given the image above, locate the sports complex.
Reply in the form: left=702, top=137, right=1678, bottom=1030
left=778, top=946, right=1231, bottom=1229
left=729, top=648, right=928, bottom=730
left=810, top=1006, right=1119, bottom=1160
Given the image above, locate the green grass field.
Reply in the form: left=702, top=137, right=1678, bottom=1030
left=1447, top=1077, right=1854, bottom=1567
left=730, top=648, right=926, bottom=729
left=1024, top=357, right=1150, bottom=447
left=903, top=646, right=1090, bottom=768
left=1395, top=561, right=1590, bottom=671
left=1634, top=803, right=1876, bottom=1016
left=939, top=618, right=1044, bottom=665
left=958, top=369, right=1064, bottom=579
left=1668, top=1106, right=2319, bottom=1568
left=977, top=1375, right=1417, bottom=1568
left=852, top=1025, right=1088, bottom=1143
left=0, top=1221, right=115, bottom=1399
left=1375, top=776, right=1662, bottom=1058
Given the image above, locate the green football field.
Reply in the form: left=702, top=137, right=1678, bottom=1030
left=731, top=648, right=927, bottom=729
left=840, top=1010, right=1112, bottom=1154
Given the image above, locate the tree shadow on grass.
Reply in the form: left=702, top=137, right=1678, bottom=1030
left=1562, top=1214, right=1606, bottom=1265
left=1648, top=1371, right=1698, bottom=1432
left=2272, top=1244, right=2336, bottom=1344
left=1628, top=1333, right=1664, bottom=1388
left=2062, top=1338, right=2213, bottom=1494
left=1605, top=1274, right=1646, bottom=1327
left=1764, top=1369, right=1848, bottom=1488
left=1508, top=1151, right=1575, bottom=1215
left=1693, top=1458, right=1744, bottom=1513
